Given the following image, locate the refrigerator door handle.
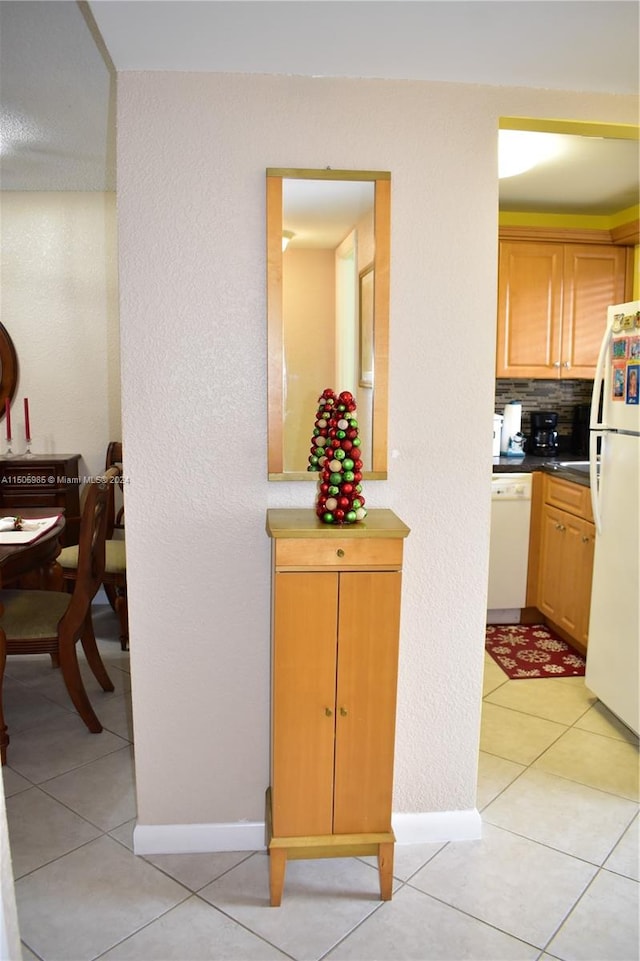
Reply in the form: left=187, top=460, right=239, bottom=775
left=590, top=315, right=610, bottom=431
left=590, top=430, right=603, bottom=535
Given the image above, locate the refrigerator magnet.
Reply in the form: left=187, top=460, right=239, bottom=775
left=612, top=313, right=624, bottom=333
left=626, top=364, right=639, bottom=405
left=629, top=336, right=640, bottom=360
left=612, top=337, right=629, bottom=360
left=612, top=363, right=626, bottom=400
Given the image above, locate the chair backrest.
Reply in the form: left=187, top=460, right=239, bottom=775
left=104, top=442, right=124, bottom=537
left=62, top=466, right=121, bottom=636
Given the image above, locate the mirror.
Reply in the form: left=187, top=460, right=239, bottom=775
left=0, top=323, right=19, bottom=416
left=267, top=168, right=390, bottom=480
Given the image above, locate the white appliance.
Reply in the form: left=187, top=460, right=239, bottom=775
left=586, top=300, right=640, bottom=735
left=487, top=473, right=532, bottom=623
left=500, top=400, right=525, bottom=456
left=492, top=414, right=503, bottom=457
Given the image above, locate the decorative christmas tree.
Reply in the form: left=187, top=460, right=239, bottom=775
left=308, top=388, right=367, bottom=525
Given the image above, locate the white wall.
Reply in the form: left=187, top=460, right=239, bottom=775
left=115, top=73, right=636, bottom=843
left=0, top=192, right=120, bottom=479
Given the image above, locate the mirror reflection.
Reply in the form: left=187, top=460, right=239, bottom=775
left=267, top=169, right=390, bottom=480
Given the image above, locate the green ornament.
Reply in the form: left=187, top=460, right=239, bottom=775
left=352, top=498, right=361, bottom=509
left=352, top=438, right=361, bottom=447
left=323, top=512, right=335, bottom=524
left=329, top=472, right=342, bottom=485
left=342, top=458, right=354, bottom=471
left=328, top=485, right=339, bottom=495
left=335, top=448, right=346, bottom=460
left=343, top=471, right=355, bottom=482
left=346, top=511, right=357, bottom=523
left=336, top=430, right=346, bottom=439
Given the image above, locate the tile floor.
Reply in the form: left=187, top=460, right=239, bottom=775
left=2, top=604, right=639, bottom=961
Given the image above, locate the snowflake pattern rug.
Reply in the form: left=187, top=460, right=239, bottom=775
left=485, top=624, right=586, bottom=679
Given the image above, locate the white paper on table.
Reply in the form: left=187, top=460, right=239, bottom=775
left=0, top=515, right=62, bottom=544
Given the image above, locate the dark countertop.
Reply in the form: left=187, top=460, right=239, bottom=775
left=492, top=453, right=591, bottom=486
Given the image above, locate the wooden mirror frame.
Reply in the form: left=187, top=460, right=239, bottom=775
left=0, top=323, right=19, bottom=417
left=267, top=168, right=390, bottom=480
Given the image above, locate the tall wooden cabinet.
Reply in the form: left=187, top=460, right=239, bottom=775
left=497, top=240, right=630, bottom=378
left=266, top=508, right=410, bottom=906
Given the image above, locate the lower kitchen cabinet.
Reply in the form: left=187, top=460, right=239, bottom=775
left=537, top=476, right=595, bottom=651
left=266, top=508, right=410, bottom=906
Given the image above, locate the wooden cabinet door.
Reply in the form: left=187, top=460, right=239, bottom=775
left=574, top=519, right=595, bottom=647
left=538, top=505, right=596, bottom=647
left=271, top=572, right=338, bottom=837
left=496, top=242, right=563, bottom=378
left=562, top=245, right=628, bottom=378
left=333, top=571, right=402, bottom=835
left=538, top=504, right=566, bottom=622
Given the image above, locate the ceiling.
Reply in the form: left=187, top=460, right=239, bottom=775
left=0, top=0, right=638, bottom=215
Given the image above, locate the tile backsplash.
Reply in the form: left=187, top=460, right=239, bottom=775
left=495, top=379, right=594, bottom=451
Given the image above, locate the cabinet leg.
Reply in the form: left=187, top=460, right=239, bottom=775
left=378, top=842, right=394, bottom=901
left=269, top=847, right=287, bottom=906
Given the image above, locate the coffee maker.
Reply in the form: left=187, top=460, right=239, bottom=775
left=529, top=411, right=559, bottom=456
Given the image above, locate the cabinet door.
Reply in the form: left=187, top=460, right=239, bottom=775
left=538, top=504, right=566, bottom=621
left=538, top=506, right=595, bottom=646
left=271, top=572, right=338, bottom=837
left=496, top=242, right=563, bottom=378
left=333, top=571, right=402, bottom=834
left=573, top=519, right=595, bottom=647
left=562, top=245, right=628, bottom=378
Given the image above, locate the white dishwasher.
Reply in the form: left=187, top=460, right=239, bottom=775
left=487, top=473, right=532, bottom=623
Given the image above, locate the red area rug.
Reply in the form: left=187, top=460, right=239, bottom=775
left=485, top=624, right=586, bottom=679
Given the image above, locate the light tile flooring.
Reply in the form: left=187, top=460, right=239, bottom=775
left=2, top=604, right=639, bottom=961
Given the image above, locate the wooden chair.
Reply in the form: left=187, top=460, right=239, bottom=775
left=0, top=470, right=119, bottom=765
left=58, top=443, right=128, bottom=650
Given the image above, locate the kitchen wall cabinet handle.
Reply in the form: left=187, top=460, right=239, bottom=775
left=325, top=707, right=333, bottom=717
left=339, top=707, right=348, bottom=717
left=336, top=549, right=345, bottom=558
left=582, top=535, right=590, bottom=543
left=555, top=523, right=566, bottom=532
left=563, top=361, right=571, bottom=369
left=553, top=361, right=561, bottom=368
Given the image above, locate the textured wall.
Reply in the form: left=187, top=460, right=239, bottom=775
left=0, top=192, right=120, bottom=478
left=116, top=71, right=637, bottom=829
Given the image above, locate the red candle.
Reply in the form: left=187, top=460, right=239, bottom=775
left=24, top=397, right=31, bottom=441
left=5, top=398, right=11, bottom=440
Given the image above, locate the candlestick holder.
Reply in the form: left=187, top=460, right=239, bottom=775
left=1, top=437, right=15, bottom=459
left=23, top=437, right=35, bottom=458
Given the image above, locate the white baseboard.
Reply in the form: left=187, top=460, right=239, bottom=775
left=486, top=608, right=522, bottom=624
left=133, top=809, right=481, bottom=855
left=133, top=821, right=265, bottom=855
left=392, top=809, right=482, bottom=844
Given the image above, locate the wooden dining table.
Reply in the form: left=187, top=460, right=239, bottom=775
left=0, top=508, right=66, bottom=589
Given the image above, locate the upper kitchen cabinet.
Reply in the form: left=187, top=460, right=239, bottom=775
left=496, top=238, right=632, bottom=379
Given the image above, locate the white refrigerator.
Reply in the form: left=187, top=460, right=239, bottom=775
left=586, top=300, right=640, bottom=735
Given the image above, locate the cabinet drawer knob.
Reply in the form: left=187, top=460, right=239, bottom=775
left=339, top=707, right=348, bottom=717
left=582, top=535, right=590, bottom=543
left=325, top=707, right=333, bottom=717
left=336, top=548, right=345, bottom=558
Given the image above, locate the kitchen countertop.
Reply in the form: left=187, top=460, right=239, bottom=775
left=492, top=453, right=592, bottom=486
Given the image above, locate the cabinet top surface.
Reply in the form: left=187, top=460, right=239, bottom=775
left=0, top=454, right=81, bottom=467
left=266, top=508, right=410, bottom=539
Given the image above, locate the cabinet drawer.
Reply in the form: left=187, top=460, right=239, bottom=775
left=545, top=476, right=593, bottom=522
left=274, top=538, right=404, bottom=571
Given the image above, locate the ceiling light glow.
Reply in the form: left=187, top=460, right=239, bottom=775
left=499, top=129, right=565, bottom=179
